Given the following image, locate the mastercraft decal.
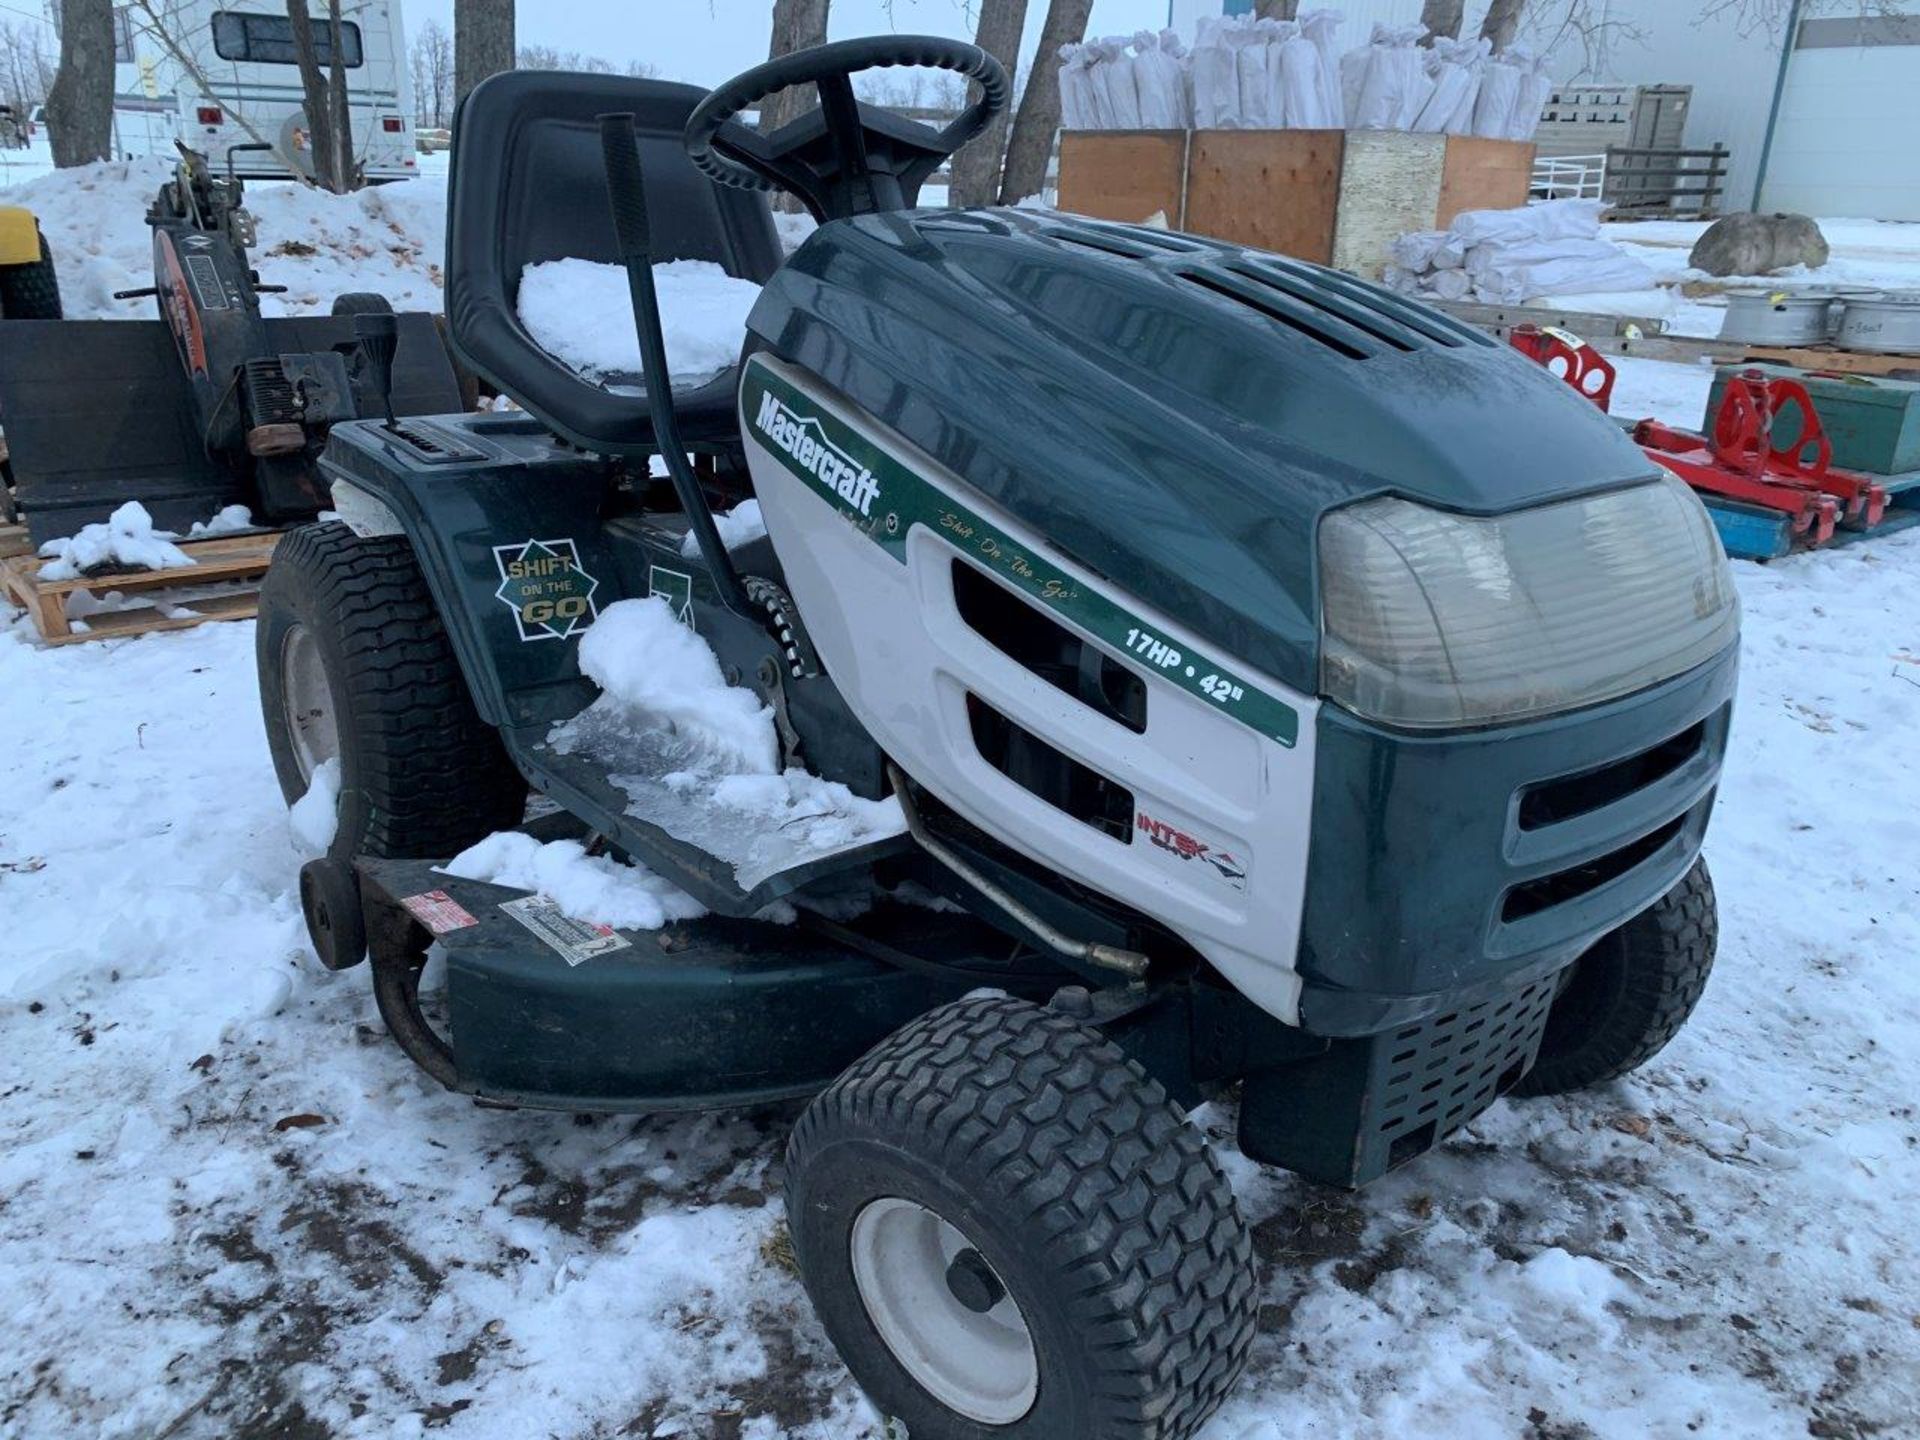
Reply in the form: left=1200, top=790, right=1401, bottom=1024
left=493, top=537, right=600, bottom=642
left=743, top=357, right=1299, bottom=747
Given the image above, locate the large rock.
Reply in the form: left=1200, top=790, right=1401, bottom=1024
left=1688, top=213, right=1830, bottom=277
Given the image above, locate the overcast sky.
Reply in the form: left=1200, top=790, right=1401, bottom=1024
left=401, top=0, right=1178, bottom=89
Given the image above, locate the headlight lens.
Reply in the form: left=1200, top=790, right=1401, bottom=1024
left=1319, top=475, right=1738, bottom=729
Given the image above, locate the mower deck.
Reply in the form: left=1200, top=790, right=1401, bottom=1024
left=356, top=857, right=1005, bottom=1113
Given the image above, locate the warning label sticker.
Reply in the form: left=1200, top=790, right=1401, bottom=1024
left=499, top=895, right=631, bottom=966
left=399, top=890, right=480, bottom=936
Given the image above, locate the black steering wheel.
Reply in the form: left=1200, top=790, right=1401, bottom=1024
left=684, top=35, right=1010, bottom=221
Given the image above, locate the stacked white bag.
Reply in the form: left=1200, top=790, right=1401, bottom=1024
left=1384, top=199, right=1657, bottom=304
left=1058, top=13, right=1548, bottom=140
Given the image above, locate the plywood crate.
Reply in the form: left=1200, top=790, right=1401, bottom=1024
left=1056, top=131, right=1192, bottom=227
left=1057, top=131, right=1536, bottom=277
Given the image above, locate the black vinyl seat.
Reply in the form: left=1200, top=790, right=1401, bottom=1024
left=444, top=71, right=784, bottom=456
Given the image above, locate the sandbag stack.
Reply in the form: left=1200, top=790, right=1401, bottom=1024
left=1384, top=199, right=1658, bottom=304
left=1063, top=12, right=1549, bottom=138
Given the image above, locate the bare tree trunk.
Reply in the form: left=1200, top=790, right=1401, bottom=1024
left=997, top=0, right=1092, bottom=206
left=1254, top=0, right=1299, bottom=19
left=1480, top=0, right=1527, bottom=51
left=760, top=0, right=829, bottom=212
left=947, top=0, right=1028, bottom=209
left=1419, top=0, right=1466, bottom=42
left=326, top=0, right=353, bottom=187
left=286, top=0, right=340, bottom=190
left=46, top=0, right=114, bottom=167
left=761, top=0, right=830, bottom=133
left=454, top=0, right=515, bottom=106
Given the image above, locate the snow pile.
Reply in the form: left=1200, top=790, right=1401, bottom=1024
left=2, top=453, right=1920, bottom=1435
left=287, top=757, right=341, bottom=856
left=679, top=499, right=767, bottom=558
left=189, top=504, right=256, bottom=537
left=1386, top=198, right=1658, bottom=305
left=444, top=832, right=704, bottom=932
left=0, top=156, right=449, bottom=320
left=551, top=598, right=905, bottom=890
left=35, top=501, right=194, bottom=581
left=576, top=596, right=778, bottom=775
left=516, top=258, right=759, bottom=386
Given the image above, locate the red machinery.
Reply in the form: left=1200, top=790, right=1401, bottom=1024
left=1510, top=326, right=1891, bottom=549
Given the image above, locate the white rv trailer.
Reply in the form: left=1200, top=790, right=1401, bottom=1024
left=108, top=1, right=418, bottom=182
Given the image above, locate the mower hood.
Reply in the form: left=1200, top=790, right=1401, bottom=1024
left=745, top=208, right=1657, bottom=695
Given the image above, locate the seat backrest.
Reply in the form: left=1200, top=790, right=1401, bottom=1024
left=444, top=70, right=783, bottom=455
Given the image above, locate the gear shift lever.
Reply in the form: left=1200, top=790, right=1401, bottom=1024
left=353, top=311, right=399, bottom=431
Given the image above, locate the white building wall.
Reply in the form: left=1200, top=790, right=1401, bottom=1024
left=1163, top=0, right=1916, bottom=217
left=1761, top=32, right=1920, bottom=221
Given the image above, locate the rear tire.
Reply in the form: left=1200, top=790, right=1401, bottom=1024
left=0, top=233, right=62, bottom=320
left=257, top=522, right=526, bottom=859
left=1513, top=858, right=1717, bottom=1097
left=785, top=995, right=1256, bottom=1440
left=330, top=291, right=392, bottom=316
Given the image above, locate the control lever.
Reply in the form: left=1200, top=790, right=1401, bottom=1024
left=353, top=310, right=399, bottom=431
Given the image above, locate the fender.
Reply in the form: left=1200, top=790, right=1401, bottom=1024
left=317, top=412, right=620, bottom=732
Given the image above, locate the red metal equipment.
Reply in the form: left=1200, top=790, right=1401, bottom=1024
left=1510, top=329, right=1888, bottom=547
left=1510, top=324, right=1617, bottom=413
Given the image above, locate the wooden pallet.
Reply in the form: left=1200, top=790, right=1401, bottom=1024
left=0, top=523, right=29, bottom=562
left=0, top=531, right=281, bottom=645
left=1423, top=298, right=1920, bottom=377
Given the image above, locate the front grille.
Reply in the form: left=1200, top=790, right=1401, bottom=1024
left=1374, top=974, right=1560, bottom=1169
left=1503, top=816, right=1686, bottom=923
left=1519, top=721, right=1706, bottom=830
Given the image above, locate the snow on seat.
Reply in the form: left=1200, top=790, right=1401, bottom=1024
left=515, top=258, right=761, bottom=393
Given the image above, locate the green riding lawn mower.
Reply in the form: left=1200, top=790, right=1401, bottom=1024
left=259, top=37, right=1739, bottom=1438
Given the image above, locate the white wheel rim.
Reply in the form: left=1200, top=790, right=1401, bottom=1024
left=280, top=624, right=339, bottom=785
left=849, top=1197, right=1038, bottom=1425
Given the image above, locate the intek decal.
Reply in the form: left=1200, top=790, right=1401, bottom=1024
left=754, top=390, right=881, bottom=518
left=1136, top=811, right=1248, bottom=892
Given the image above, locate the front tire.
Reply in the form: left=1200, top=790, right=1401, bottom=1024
left=257, top=522, right=526, bottom=859
left=785, top=996, right=1256, bottom=1440
left=1513, top=858, right=1718, bottom=1097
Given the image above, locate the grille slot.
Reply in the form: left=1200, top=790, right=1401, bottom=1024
left=1375, top=973, right=1560, bottom=1166
left=952, top=560, right=1146, bottom=733
left=1502, top=816, right=1685, bottom=923
left=1234, top=255, right=1490, bottom=349
left=967, top=694, right=1135, bottom=842
left=1519, top=721, right=1707, bottom=831
left=1224, top=261, right=1426, bottom=352
left=1046, top=226, right=1159, bottom=260
left=1178, top=269, right=1373, bottom=359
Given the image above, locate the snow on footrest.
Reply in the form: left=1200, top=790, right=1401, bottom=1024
left=552, top=706, right=904, bottom=893
left=549, top=597, right=905, bottom=894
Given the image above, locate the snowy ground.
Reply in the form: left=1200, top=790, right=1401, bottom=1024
left=4, top=157, right=1920, bottom=1438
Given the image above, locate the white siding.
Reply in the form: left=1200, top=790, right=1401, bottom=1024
left=1761, top=40, right=1920, bottom=221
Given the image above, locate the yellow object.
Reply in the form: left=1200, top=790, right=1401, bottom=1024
left=0, top=206, right=41, bottom=266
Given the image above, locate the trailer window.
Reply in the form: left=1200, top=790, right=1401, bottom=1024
left=211, top=11, right=364, bottom=68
